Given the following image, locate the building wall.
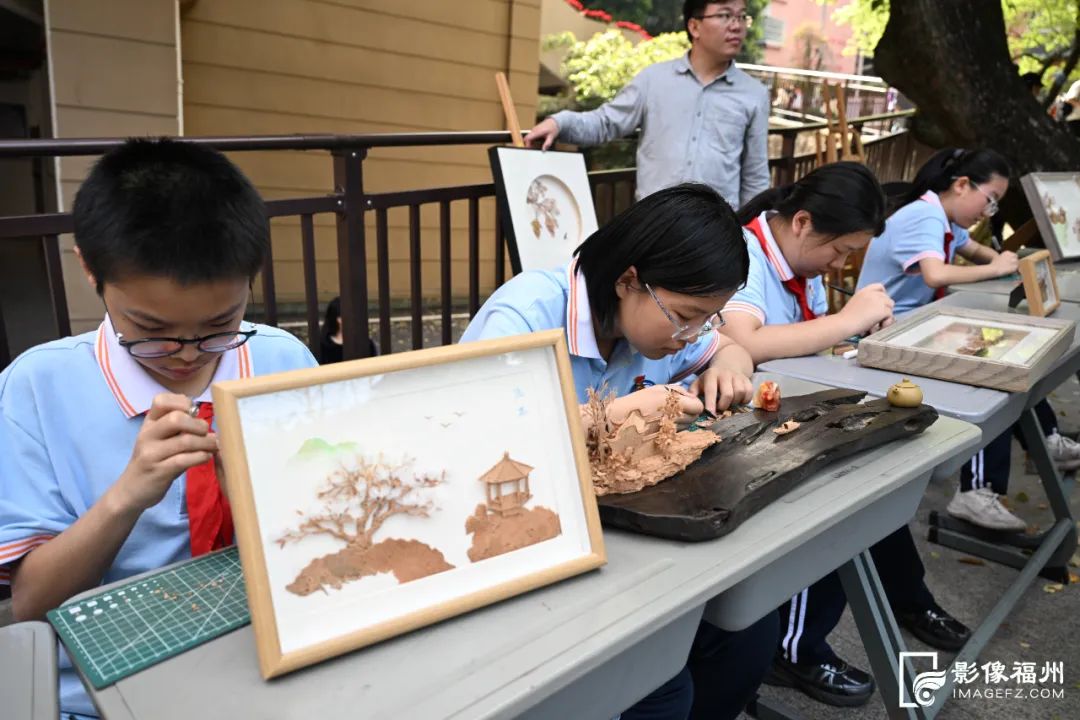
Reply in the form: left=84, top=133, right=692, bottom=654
left=180, top=0, right=542, bottom=306
left=45, top=0, right=182, bottom=333
left=761, top=0, right=856, bottom=74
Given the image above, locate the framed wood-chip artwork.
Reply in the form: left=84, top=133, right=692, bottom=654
left=1018, top=249, right=1061, bottom=317
left=489, top=146, right=599, bottom=273
left=213, top=330, right=605, bottom=678
left=857, top=307, right=1075, bottom=391
left=1020, top=172, right=1080, bottom=261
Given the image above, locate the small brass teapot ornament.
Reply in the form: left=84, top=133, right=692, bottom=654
left=887, top=378, right=923, bottom=408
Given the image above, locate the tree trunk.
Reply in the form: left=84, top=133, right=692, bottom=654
left=874, top=0, right=1080, bottom=176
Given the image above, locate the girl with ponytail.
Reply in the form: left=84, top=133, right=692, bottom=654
left=723, top=163, right=970, bottom=707
left=858, top=147, right=1018, bottom=314
left=721, top=161, right=893, bottom=364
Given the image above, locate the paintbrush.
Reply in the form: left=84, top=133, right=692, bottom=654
left=827, top=283, right=854, bottom=297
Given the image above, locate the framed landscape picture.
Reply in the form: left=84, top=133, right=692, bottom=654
left=489, top=146, right=599, bottom=273
left=1020, top=172, right=1080, bottom=261
left=212, top=330, right=605, bottom=678
left=1018, top=249, right=1061, bottom=317
left=857, top=307, right=1075, bottom=391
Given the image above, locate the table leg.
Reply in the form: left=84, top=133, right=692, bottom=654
left=838, top=551, right=925, bottom=720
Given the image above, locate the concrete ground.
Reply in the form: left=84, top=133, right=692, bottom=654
left=752, top=376, right=1080, bottom=720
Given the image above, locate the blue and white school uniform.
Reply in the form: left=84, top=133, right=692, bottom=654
left=723, top=212, right=828, bottom=326
left=0, top=317, right=317, bottom=719
left=460, top=259, right=723, bottom=399
left=462, top=259, right=780, bottom=719
left=856, top=191, right=970, bottom=315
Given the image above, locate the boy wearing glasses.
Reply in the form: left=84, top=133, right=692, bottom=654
left=0, top=138, right=316, bottom=719
left=525, top=1, right=768, bottom=209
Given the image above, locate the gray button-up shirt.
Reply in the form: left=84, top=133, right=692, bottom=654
left=551, top=54, right=770, bottom=208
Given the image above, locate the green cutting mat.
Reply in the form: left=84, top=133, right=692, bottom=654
left=47, top=547, right=250, bottom=689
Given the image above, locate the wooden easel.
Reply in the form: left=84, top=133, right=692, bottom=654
left=495, top=72, right=525, bottom=147
left=815, top=81, right=865, bottom=166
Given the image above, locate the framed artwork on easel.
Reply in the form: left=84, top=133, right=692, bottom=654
left=489, top=146, right=600, bottom=274
left=1017, top=249, right=1061, bottom=317
left=1019, top=172, right=1080, bottom=261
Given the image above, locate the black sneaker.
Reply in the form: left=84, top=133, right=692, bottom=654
left=763, top=654, right=875, bottom=707
left=898, top=605, right=971, bottom=652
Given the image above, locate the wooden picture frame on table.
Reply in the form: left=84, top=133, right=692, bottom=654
left=857, top=306, right=1075, bottom=392
left=1017, top=249, right=1061, bottom=317
left=489, top=146, right=599, bottom=273
left=1019, top=172, right=1080, bottom=262
left=212, top=330, right=605, bottom=679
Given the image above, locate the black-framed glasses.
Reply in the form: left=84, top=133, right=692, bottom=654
left=695, top=11, right=753, bottom=28
left=116, top=327, right=258, bottom=358
left=645, top=283, right=724, bottom=342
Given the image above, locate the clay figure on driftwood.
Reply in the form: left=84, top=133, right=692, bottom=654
left=278, top=453, right=454, bottom=596
left=466, top=452, right=562, bottom=562
left=583, top=388, right=721, bottom=496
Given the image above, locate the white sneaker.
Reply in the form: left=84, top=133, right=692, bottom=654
left=1046, top=431, right=1080, bottom=471
left=947, top=488, right=1027, bottom=532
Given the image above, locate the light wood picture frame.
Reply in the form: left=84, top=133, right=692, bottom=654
left=1018, top=249, right=1061, bottom=317
left=1019, top=172, right=1080, bottom=261
left=489, top=146, right=599, bottom=274
left=212, top=330, right=606, bottom=679
left=857, top=307, right=1075, bottom=391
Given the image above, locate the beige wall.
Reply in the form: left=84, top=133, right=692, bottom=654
left=45, top=0, right=182, bottom=333
left=180, top=0, right=541, bottom=305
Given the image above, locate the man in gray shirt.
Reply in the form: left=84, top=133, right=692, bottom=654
left=524, top=0, right=770, bottom=207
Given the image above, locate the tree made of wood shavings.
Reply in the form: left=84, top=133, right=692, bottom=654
left=279, top=453, right=454, bottom=596
left=526, top=178, right=560, bottom=238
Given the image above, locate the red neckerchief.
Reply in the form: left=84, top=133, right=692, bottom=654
left=745, top=216, right=817, bottom=321
left=186, top=402, right=233, bottom=556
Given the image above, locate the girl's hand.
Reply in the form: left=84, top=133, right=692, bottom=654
left=608, top=385, right=704, bottom=429
left=989, top=250, right=1019, bottom=276
left=690, top=367, right=754, bottom=415
left=839, top=284, right=894, bottom=336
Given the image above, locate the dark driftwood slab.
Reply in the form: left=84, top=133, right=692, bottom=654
left=597, top=388, right=939, bottom=542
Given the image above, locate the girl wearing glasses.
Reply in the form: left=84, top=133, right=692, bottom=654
left=721, top=163, right=970, bottom=708
left=462, top=183, right=775, bottom=720
left=857, top=148, right=1018, bottom=314
left=860, top=150, right=1080, bottom=534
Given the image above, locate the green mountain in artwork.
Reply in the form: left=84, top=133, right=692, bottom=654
left=294, top=438, right=361, bottom=459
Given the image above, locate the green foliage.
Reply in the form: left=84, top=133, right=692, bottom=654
left=558, top=29, right=691, bottom=110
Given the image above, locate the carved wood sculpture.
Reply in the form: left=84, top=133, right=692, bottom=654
left=597, top=388, right=938, bottom=541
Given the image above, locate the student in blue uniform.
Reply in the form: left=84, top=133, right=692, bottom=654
left=462, top=183, right=776, bottom=720
left=0, top=139, right=318, bottom=720
left=720, top=162, right=970, bottom=707
left=858, top=148, right=1080, bottom=532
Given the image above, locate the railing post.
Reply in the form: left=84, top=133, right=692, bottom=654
left=778, top=130, right=797, bottom=186
left=333, top=148, right=371, bottom=359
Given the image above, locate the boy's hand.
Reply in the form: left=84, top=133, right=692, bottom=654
left=839, top=283, right=894, bottom=336
left=690, top=368, right=754, bottom=415
left=114, top=393, right=219, bottom=512
left=989, top=250, right=1019, bottom=276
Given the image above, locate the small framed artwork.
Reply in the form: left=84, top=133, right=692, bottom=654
left=1018, top=249, right=1060, bottom=317
left=212, top=330, right=605, bottom=678
left=489, top=146, right=599, bottom=274
left=1019, top=172, right=1080, bottom=261
left=857, top=307, right=1075, bottom=391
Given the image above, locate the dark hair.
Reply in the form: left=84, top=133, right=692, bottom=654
left=321, top=297, right=341, bottom=344
left=1021, top=71, right=1042, bottom=91
left=683, top=0, right=738, bottom=35
left=73, top=137, right=268, bottom=293
left=574, top=183, right=748, bottom=333
left=737, top=161, right=886, bottom=238
left=893, top=147, right=1012, bottom=212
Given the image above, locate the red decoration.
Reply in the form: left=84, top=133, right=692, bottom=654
left=561, top=1, right=655, bottom=41
left=566, top=0, right=585, bottom=9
